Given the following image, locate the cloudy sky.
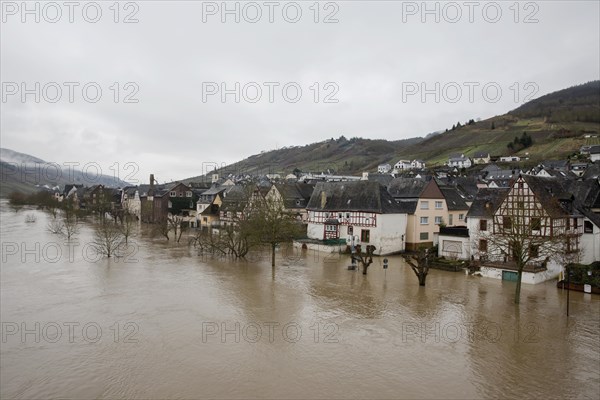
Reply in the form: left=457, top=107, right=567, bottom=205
left=1, top=0, right=599, bottom=184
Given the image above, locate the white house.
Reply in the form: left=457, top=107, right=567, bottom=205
left=468, top=176, right=588, bottom=284
left=448, top=154, right=472, bottom=169
left=411, top=160, right=426, bottom=169
left=121, top=186, right=141, bottom=218
left=473, top=152, right=491, bottom=165
left=394, top=160, right=412, bottom=171
left=499, top=156, right=521, bottom=162
left=378, top=164, right=392, bottom=174
left=590, top=146, right=600, bottom=162
left=306, top=181, right=408, bottom=255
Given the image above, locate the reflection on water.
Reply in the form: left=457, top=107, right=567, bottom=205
left=1, top=202, right=599, bottom=399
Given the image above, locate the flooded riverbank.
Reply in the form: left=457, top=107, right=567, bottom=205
left=1, top=202, right=599, bottom=399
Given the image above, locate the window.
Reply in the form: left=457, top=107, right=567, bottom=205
left=529, top=245, right=539, bottom=258
left=361, top=229, right=370, bottom=243
left=346, top=213, right=350, bottom=218
left=420, top=201, right=429, bottom=210
left=531, top=217, right=541, bottom=231
left=435, top=201, right=443, bottom=209
left=419, top=232, right=429, bottom=240
left=170, top=191, right=176, bottom=197
left=435, top=216, right=443, bottom=225
left=584, top=220, right=594, bottom=234
left=479, top=239, right=488, bottom=252
left=186, top=191, right=192, bottom=197
left=325, top=225, right=337, bottom=232
left=449, top=214, right=453, bottom=225
left=459, top=214, right=464, bottom=221
left=479, top=219, right=487, bottom=231
left=420, top=217, right=429, bottom=225
left=503, top=216, right=512, bottom=230
left=347, top=226, right=353, bottom=235
left=179, top=192, right=183, bottom=197
left=338, top=213, right=343, bottom=218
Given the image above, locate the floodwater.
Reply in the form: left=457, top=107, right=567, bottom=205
left=1, top=201, right=599, bottom=399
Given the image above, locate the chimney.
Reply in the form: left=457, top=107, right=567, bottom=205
left=320, top=191, right=327, bottom=209
left=149, top=174, right=155, bottom=197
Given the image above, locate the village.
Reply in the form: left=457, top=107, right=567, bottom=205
left=22, top=145, right=598, bottom=291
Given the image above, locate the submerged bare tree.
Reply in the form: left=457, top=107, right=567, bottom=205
left=246, top=195, right=304, bottom=267
left=167, top=215, right=189, bottom=244
left=155, top=217, right=171, bottom=241
left=61, top=206, right=80, bottom=241
left=47, top=218, right=64, bottom=235
left=91, top=219, right=124, bottom=258
left=402, top=248, right=434, bottom=286
left=352, top=244, right=377, bottom=275
left=119, top=210, right=137, bottom=245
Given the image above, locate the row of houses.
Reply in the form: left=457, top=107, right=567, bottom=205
left=378, top=147, right=600, bottom=174
left=52, top=161, right=600, bottom=285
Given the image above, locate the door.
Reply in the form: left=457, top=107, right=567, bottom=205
left=502, top=270, right=518, bottom=282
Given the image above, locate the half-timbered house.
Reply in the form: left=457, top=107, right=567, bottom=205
left=306, top=181, right=408, bottom=255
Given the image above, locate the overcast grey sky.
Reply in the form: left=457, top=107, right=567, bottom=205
left=1, top=0, right=599, bottom=184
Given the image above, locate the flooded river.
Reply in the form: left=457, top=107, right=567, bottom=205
left=1, top=202, right=599, bottom=399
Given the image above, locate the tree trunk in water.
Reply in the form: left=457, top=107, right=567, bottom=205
left=515, top=266, right=523, bottom=304
left=418, top=274, right=426, bottom=286
left=271, top=244, right=276, bottom=267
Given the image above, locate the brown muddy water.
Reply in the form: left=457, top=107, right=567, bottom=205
left=1, top=201, right=599, bottom=399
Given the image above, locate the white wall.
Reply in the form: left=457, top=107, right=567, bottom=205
left=373, top=213, right=407, bottom=255
left=438, top=235, right=470, bottom=260
left=479, top=260, right=562, bottom=284
left=581, top=219, right=600, bottom=264
left=307, top=213, right=408, bottom=255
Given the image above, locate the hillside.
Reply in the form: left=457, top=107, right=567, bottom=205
left=0, top=149, right=131, bottom=197
left=398, top=82, right=600, bottom=166
left=183, top=136, right=424, bottom=182
left=184, top=81, right=600, bottom=180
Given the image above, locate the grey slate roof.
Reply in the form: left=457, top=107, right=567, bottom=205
left=440, top=187, right=469, bottom=211
left=482, top=164, right=501, bottom=173
left=466, top=188, right=509, bottom=218
left=582, top=162, right=600, bottom=180
left=273, top=182, right=315, bottom=209
left=307, top=181, right=406, bottom=214
left=202, top=185, right=228, bottom=196
left=387, top=177, right=427, bottom=199
left=541, top=160, right=569, bottom=169
left=522, top=175, right=576, bottom=217
left=219, top=185, right=250, bottom=213
left=486, top=169, right=521, bottom=180
left=367, top=173, right=394, bottom=188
